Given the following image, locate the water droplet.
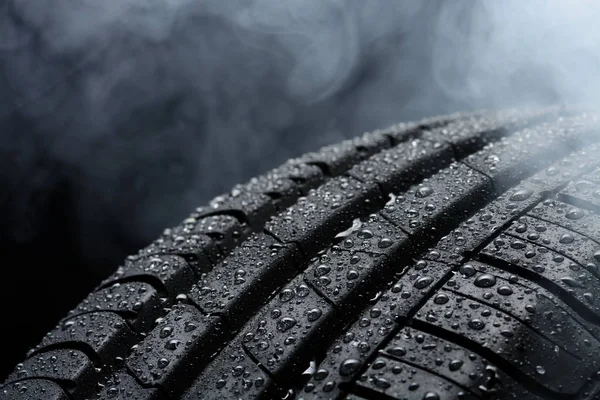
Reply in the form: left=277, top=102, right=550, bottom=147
left=315, top=264, right=331, bottom=277
left=373, top=377, right=391, bottom=389
left=566, top=208, right=584, bottom=220
left=423, top=393, right=440, bottom=400
left=280, top=289, right=295, bottom=302
left=474, top=274, right=497, bottom=288
left=459, top=264, right=477, bottom=278
left=525, top=304, right=536, bottom=313
left=433, top=293, right=449, bottom=304
left=510, top=239, right=527, bottom=249
left=509, top=189, right=533, bottom=201
left=164, top=339, right=181, bottom=350
left=314, top=368, right=329, bottom=380
left=339, top=359, right=361, bottom=376
left=347, top=270, right=359, bottom=280
left=497, top=286, right=513, bottom=296
left=414, top=276, right=434, bottom=289
left=159, top=326, right=173, bottom=338
left=307, top=309, right=322, bottom=322
left=416, top=186, right=434, bottom=198
left=184, top=322, right=197, bottom=332
left=277, top=317, right=297, bottom=332
left=257, top=341, right=270, bottom=351
left=536, top=365, right=546, bottom=375
left=284, top=336, right=296, bottom=345
left=449, top=359, right=463, bottom=371
left=468, top=319, right=485, bottom=330
left=157, top=358, right=170, bottom=369
left=357, top=229, right=374, bottom=239
left=559, top=233, right=574, bottom=244
left=370, top=308, right=382, bottom=318
left=296, top=285, right=310, bottom=297
left=561, top=276, right=582, bottom=288
left=372, top=359, right=387, bottom=370
left=323, top=381, right=335, bottom=392
left=378, top=238, right=393, bottom=248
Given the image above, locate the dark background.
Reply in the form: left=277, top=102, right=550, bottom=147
left=0, top=0, right=596, bottom=378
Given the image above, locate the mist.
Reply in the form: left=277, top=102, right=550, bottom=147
left=1, top=0, right=600, bottom=376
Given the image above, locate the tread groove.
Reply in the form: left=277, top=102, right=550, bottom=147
left=11, top=108, right=600, bottom=400
left=266, top=114, right=599, bottom=398
left=380, top=352, right=481, bottom=398
left=477, top=253, right=600, bottom=327
left=558, top=192, right=600, bottom=215
left=502, top=227, right=600, bottom=282
left=301, top=116, right=600, bottom=400
left=410, top=319, right=569, bottom=400
left=443, top=287, right=580, bottom=359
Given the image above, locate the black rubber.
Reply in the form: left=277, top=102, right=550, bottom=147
left=3, top=108, right=600, bottom=400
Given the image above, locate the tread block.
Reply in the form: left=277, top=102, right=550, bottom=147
left=560, top=177, right=600, bottom=214
left=293, top=133, right=391, bottom=177
left=481, top=233, right=600, bottom=323
left=304, top=260, right=453, bottom=398
left=195, top=157, right=323, bottom=229
left=530, top=199, right=600, bottom=244
left=432, top=187, right=547, bottom=261
left=356, top=355, right=477, bottom=400
left=271, top=163, right=325, bottom=194
left=198, top=191, right=276, bottom=230
left=421, top=108, right=553, bottom=157
left=177, top=214, right=245, bottom=254
left=105, top=255, right=196, bottom=298
left=377, top=111, right=470, bottom=145
left=6, top=349, right=96, bottom=398
left=182, top=342, right=271, bottom=400
left=305, top=214, right=409, bottom=310
left=189, top=233, right=302, bottom=324
left=126, top=304, right=223, bottom=391
left=68, top=282, right=161, bottom=331
left=461, top=115, right=597, bottom=191
left=415, top=287, right=598, bottom=395
left=0, top=379, right=70, bottom=400
left=505, top=216, right=600, bottom=277
left=242, top=275, right=338, bottom=378
left=348, top=139, right=454, bottom=194
left=373, top=121, right=420, bottom=144
left=382, top=327, right=542, bottom=400
left=94, top=372, right=161, bottom=400
left=136, top=231, right=218, bottom=272
left=302, top=297, right=401, bottom=399
left=381, top=162, right=493, bottom=238
left=29, top=312, right=135, bottom=364
left=266, top=176, right=384, bottom=255
left=432, top=146, right=600, bottom=260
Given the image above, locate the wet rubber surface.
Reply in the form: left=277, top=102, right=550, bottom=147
left=5, top=108, right=600, bottom=400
